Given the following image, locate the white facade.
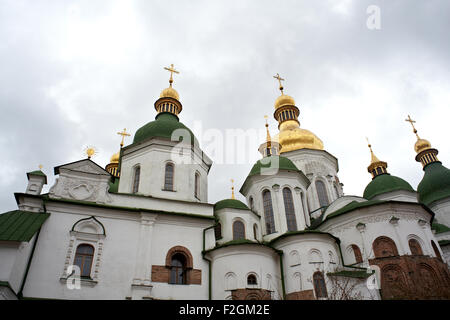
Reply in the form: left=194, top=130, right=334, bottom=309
left=281, top=149, right=343, bottom=216
left=1, top=89, right=450, bottom=300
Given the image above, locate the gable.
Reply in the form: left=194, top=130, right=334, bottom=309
left=54, top=159, right=110, bottom=176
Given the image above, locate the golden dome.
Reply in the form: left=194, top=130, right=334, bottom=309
left=274, top=94, right=295, bottom=110
left=274, top=120, right=324, bottom=153
left=414, top=138, right=431, bottom=154
left=160, top=86, right=179, bottom=100
left=110, top=151, right=120, bottom=163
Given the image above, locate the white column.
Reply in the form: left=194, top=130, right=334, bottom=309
left=389, top=217, right=406, bottom=255
left=418, top=219, right=434, bottom=256
left=131, top=212, right=157, bottom=299
left=356, top=223, right=370, bottom=260
left=271, top=185, right=284, bottom=234
left=294, top=187, right=306, bottom=230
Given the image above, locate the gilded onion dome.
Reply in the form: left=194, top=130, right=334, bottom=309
left=110, top=151, right=120, bottom=163
left=363, top=139, right=414, bottom=199
left=405, top=115, right=439, bottom=168
left=154, top=64, right=183, bottom=116
left=271, top=73, right=323, bottom=153
left=160, top=86, right=180, bottom=100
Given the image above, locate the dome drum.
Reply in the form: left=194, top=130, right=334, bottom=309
left=154, top=96, right=183, bottom=116
left=415, top=148, right=439, bottom=169
left=274, top=105, right=300, bottom=127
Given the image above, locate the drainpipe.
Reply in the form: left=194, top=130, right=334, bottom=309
left=276, top=249, right=286, bottom=300
left=202, top=223, right=216, bottom=300
left=18, top=199, right=47, bottom=299
left=336, top=239, right=367, bottom=271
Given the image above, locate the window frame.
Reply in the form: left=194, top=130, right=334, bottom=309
left=232, top=220, right=246, bottom=240
left=282, top=187, right=297, bottom=232
left=74, top=243, right=95, bottom=279
left=132, top=165, right=140, bottom=194
left=262, top=190, right=276, bottom=235
left=315, top=179, right=329, bottom=208
left=164, top=162, right=175, bottom=191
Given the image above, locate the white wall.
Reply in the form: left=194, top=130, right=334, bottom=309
left=273, top=233, right=340, bottom=297
left=119, top=139, right=211, bottom=203
left=207, top=245, right=281, bottom=300
left=242, top=172, right=310, bottom=242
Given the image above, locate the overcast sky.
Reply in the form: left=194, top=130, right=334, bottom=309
left=1, top=0, right=449, bottom=213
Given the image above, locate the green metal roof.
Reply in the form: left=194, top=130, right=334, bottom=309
left=247, top=155, right=301, bottom=177
left=26, top=170, right=47, bottom=184
left=417, top=162, right=450, bottom=206
left=431, top=221, right=450, bottom=234
left=133, top=112, right=198, bottom=146
left=108, top=179, right=119, bottom=193
left=240, top=155, right=309, bottom=194
left=363, top=173, right=414, bottom=200
left=268, top=230, right=340, bottom=245
left=0, top=210, right=50, bottom=242
left=214, top=199, right=249, bottom=211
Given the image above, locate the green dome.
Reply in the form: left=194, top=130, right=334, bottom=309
left=214, top=199, right=249, bottom=211
left=417, top=162, right=450, bottom=206
left=133, top=112, right=198, bottom=145
left=248, top=156, right=301, bottom=177
left=363, top=173, right=414, bottom=200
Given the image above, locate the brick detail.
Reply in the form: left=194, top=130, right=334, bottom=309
left=286, top=289, right=316, bottom=300
left=369, top=255, right=450, bottom=299
left=231, top=288, right=272, bottom=300
left=189, top=269, right=202, bottom=285
left=151, top=265, right=202, bottom=285
left=151, top=265, right=169, bottom=283
left=165, top=246, right=193, bottom=268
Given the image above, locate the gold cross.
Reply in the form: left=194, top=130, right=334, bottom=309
left=405, top=115, right=419, bottom=137
left=38, top=164, right=43, bottom=170
left=273, top=73, right=284, bottom=94
left=117, top=128, right=131, bottom=147
left=164, top=64, right=179, bottom=86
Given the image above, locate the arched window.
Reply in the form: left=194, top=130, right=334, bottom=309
left=313, top=271, right=328, bottom=298
left=431, top=240, right=443, bottom=262
left=247, top=274, right=257, bottom=285
left=214, top=223, right=222, bottom=240
left=351, top=244, right=363, bottom=263
left=74, top=244, right=94, bottom=278
left=315, top=180, right=329, bottom=207
left=194, top=172, right=200, bottom=199
left=283, top=188, right=297, bottom=232
left=132, top=166, right=140, bottom=193
left=373, top=236, right=399, bottom=258
left=408, top=239, right=423, bottom=255
left=233, top=220, right=245, bottom=240
left=249, top=196, right=254, bottom=211
left=262, top=190, right=275, bottom=234
left=169, top=253, right=187, bottom=285
left=253, top=224, right=258, bottom=240
left=164, top=163, right=174, bottom=191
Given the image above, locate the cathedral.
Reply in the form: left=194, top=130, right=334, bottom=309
left=1, top=65, right=449, bottom=300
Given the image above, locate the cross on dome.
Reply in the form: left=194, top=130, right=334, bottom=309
left=117, top=128, right=131, bottom=147
left=164, top=64, right=180, bottom=87
left=273, top=73, right=285, bottom=94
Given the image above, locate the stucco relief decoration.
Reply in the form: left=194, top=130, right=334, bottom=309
left=49, top=177, right=112, bottom=203
left=330, top=212, right=426, bottom=234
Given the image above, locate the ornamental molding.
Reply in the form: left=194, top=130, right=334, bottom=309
left=323, top=209, right=430, bottom=235
left=49, top=176, right=112, bottom=204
